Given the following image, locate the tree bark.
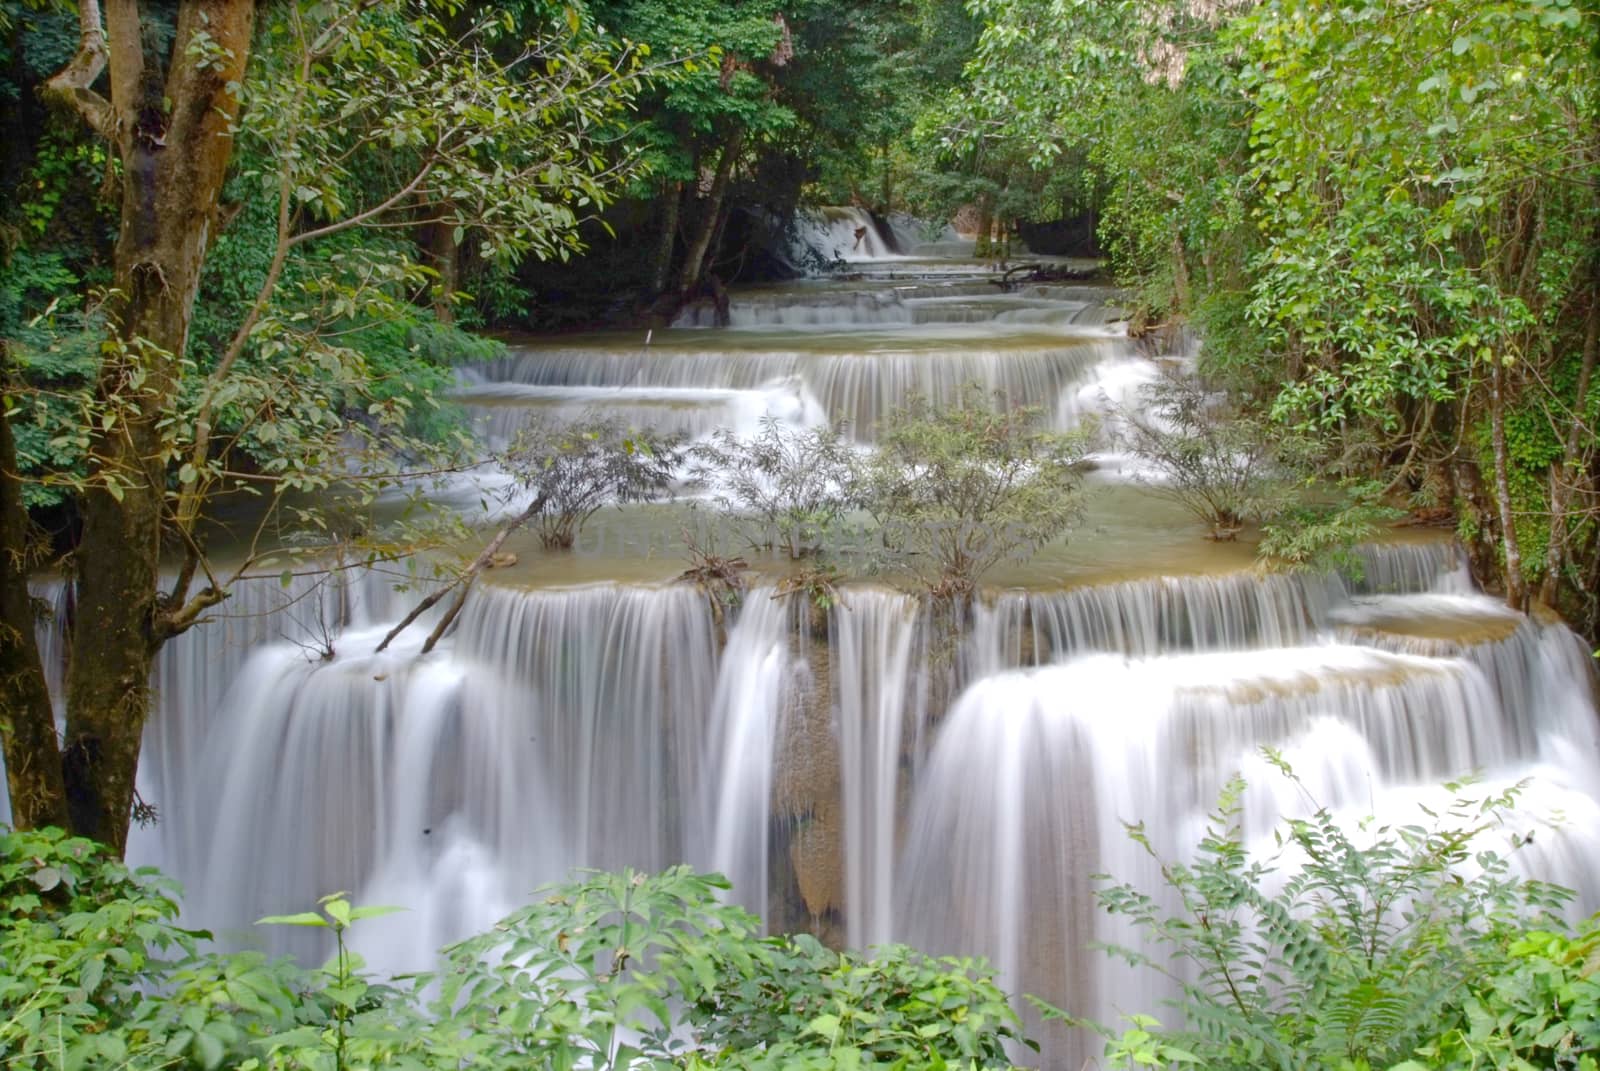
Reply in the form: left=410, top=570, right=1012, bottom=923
left=47, top=0, right=256, bottom=852
left=1488, top=358, right=1528, bottom=611
left=650, top=182, right=681, bottom=296
left=430, top=219, right=459, bottom=324
left=677, top=131, right=744, bottom=298
left=1, top=350, right=68, bottom=830
left=973, top=198, right=993, bottom=259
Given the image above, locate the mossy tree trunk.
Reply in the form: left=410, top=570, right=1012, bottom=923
left=16, top=0, right=257, bottom=852
left=0, top=349, right=66, bottom=831
left=677, top=131, right=745, bottom=300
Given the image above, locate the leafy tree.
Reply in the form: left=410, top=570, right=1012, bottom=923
left=1, top=0, right=651, bottom=848
left=1240, top=0, right=1599, bottom=614
left=939, top=0, right=1250, bottom=314
left=592, top=0, right=792, bottom=300
left=854, top=388, right=1087, bottom=599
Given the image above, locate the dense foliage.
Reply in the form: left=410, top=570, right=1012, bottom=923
left=1075, top=766, right=1600, bottom=1071
left=949, top=0, right=1599, bottom=634
left=0, top=830, right=1027, bottom=1070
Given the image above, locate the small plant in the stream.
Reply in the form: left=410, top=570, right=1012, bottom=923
left=774, top=563, right=846, bottom=638
left=499, top=414, right=684, bottom=551
left=691, top=416, right=856, bottom=560
left=678, top=524, right=751, bottom=628
left=854, top=386, right=1088, bottom=601
left=1119, top=369, right=1306, bottom=542
left=1063, top=760, right=1584, bottom=1071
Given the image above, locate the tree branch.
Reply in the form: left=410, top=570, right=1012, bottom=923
left=39, top=0, right=114, bottom=139
left=374, top=491, right=547, bottom=654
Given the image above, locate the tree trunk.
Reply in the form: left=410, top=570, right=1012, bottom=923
left=1170, top=232, right=1192, bottom=311
left=0, top=350, right=68, bottom=830
left=973, top=198, right=993, bottom=259
left=650, top=182, right=681, bottom=296
left=430, top=219, right=460, bottom=325
left=677, top=132, right=744, bottom=298
left=49, top=0, right=256, bottom=852
left=1488, top=358, right=1528, bottom=611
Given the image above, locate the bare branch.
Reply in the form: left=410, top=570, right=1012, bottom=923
left=374, top=492, right=548, bottom=654
left=39, top=0, right=114, bottom=139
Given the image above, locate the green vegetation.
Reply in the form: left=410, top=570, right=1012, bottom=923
left=1069, top=765, right=1600, bottom=1071
left=501, top=416, right=684, bottom=552
left=0, top=828, right=1026, bottom=1070
left=950, top=0, right=1598, bottom=631
left=691, top=416, right=855, bottom=559
left=854, top=392, right=1087, bottom=599
left=1121, top=371, right=1307, bottom=542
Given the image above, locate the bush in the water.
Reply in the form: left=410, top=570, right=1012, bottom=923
left=854, top=387, right=1089, bottom=600
left=1119, top=369, right=1303, bottom=542
left=1070, top=763, right=1600, bottom=1070
left=0, top=833, right=1026, bottom=1069
left=499, top=415, right=685, bottom=551
left=691, top=416, right=856, bottom=561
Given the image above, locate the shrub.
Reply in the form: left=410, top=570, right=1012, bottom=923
left=854, top=388, right=1088, bottom=599
left=1119, top=370, right=1301, bottom=541
left=0, top=841, right=1028, bottom=1070
left=690, top=416, right=856, bottom=560
left=499, top=415, right=684, bottom=550
left=1071, top=763, right=1583, bottom=1071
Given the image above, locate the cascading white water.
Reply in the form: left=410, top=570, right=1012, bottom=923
left=897, top=624, right=1600, bottom=1067
left=462, top=336, right=1122, bottom=441
left=789, top=206, right=920, bottom=263
left=701, top=588, right=804, bottom=922
left=830, top=588, right=926, bottom=948
left=17, top=249, right=1600, bottom=1071
left=137, top=580, right=723, bottom=962
left=671, top=287, right=1118, bottom=329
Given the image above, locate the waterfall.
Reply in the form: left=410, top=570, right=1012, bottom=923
left=140, top=581, right=720, bottom=961
left=464, top=338, right=1122, bottom=441
left=671, top=288, right=1118, bottom=329
left=896, top=625, right=1600, bottom=1067
left=790, top=206, right=917, bottom=264
left=702, top=588, right=804, bottom=922
left=830, top=589, right=926, bottom=948
left=11, top=243, right=1599, bottom=1070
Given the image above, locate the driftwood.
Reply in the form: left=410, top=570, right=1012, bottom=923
left=988, top=262, right=1102, bottom=292
left=374, top=493, right=547, bottom=656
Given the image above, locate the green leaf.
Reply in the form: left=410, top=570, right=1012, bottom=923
left=348, top=904, right=406, bottom=922
left=256, top=911, right=329, bottom=928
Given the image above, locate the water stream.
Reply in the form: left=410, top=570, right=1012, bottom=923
left=13, top=219, right=1600, bottom=1066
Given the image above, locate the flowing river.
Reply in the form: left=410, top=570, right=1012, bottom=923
left=14, top=210, right=1600, bottom=1066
